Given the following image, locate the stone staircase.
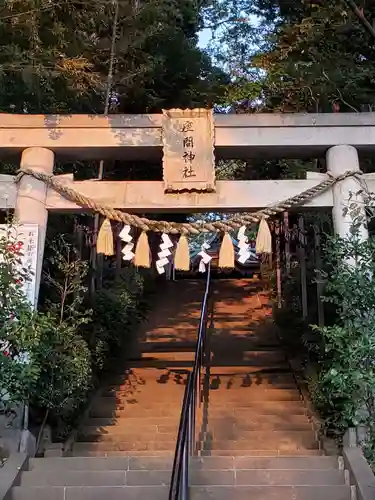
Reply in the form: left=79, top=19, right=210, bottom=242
left=8, top=279, right=354, bottom=499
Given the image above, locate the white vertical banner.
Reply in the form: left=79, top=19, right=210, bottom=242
left=0, top=224, right=39, bottom=309
left=20, top=225, right=39, bottom=310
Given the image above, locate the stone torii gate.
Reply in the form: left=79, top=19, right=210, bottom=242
left=1, top=110, right=375, bottom=304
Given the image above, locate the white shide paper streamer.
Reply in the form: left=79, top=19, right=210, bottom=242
left=198, top=242, right=212, bottom=273
left=156, top=233, right=174, bottom=274
left=237, top=225, right=251, bottom=265
left=119, top=225, right=135, bottom=261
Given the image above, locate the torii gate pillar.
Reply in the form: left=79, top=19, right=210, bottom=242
left=326, top=145, right=368, bottom=241
left=15, top=147, right=54, bottom=307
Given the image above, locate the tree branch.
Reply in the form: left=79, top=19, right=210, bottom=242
left=322, top=70, right=359, bottom=112
left=0, top=5, right=57, bottom=22
left=344, top=0, right=375, bottom=41
left=202, top=16, right=241, bottom=30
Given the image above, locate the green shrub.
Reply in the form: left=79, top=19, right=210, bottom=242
left=0, top=227, right=92, bottom=424
left=312, top=234, right=375, bottom=460
left=0, top=225, right=157, bottom=440
left=90, top=267, right=154, bottom=372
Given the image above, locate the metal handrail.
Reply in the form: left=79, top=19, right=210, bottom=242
left=168, top=264, right=211, bottom=500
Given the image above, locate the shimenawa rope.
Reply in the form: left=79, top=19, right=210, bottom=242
left=16, top=169, right=360, bottom=235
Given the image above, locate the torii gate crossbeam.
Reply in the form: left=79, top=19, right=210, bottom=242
left=1, top=113, right=375, bottom=160
left=2, top=173, right=375, bottom=213
left=0, top=112, right=371, bottom=305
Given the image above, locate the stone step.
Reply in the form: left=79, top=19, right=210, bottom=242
left=78, top=427, right=315, bottom=444
left=196, top=450, right=322, bottom=457
left=206, top=396, right=302, bottom=404
left=9, top=485, right=168, bottom=500
left=100, top=388, right=301, bottom=401
left=138, top=327, right=199, bottom=338
left=73, top=433, right=318, bottom=452
left=94, top=394, right=301, bottom=405
left=106, top=367, right=294, bottom=385
left=89, top=406, right=183, bottom=418
left=9, top=485, right=352, bottom=500
left=209, top=403, right=307, bottom=414
left=104, top=379, right=297, bottom=391
left=215, top=350, right=286, bottom=359
left=137, top=352, right=197, bottom=361
left=70, top=449, right=322, bottom=457
left=138, top=340, right=282, bottom=352
left=137, top=341, right=197, bottom=352
left=199, top=427, right=314, bottom=440
left=80, top=425, right=174, bottom=436
left=93, top=396, right=187, bottom=407
left=80, top=419, right=312, bottom=437
left=18, top=468, right=346, bottom=487
left=230, top=456, right=340, bottom=470
left=199, top=435, right=318, bottom=451
left=85, top=413, right=311, bottom=429
left=115, top=360, right=195, bottom=369
left=29, top=456, right=131, bottom=471
left=207, top=408, right=307, bottom=418
left=123, top=360, right=290, bottom=369
left=72, top=442, right=178, bottom=453
left=28, top=455, right=341, bottom=472
left=191, top=486, right=352, bottom=500
left=212, top=343, right=282, bottom=351
left=89, top=400, right=306, bottom=418
left=211, top=332, right=280, bottom=341
left=84, top=417, right=180, bottom=427
left=104, top=380, right=189, bottom=390
left=90, top=399, right=304, bottom=412
left=71, top=450, right=174, bottom=457
left=77, top=431, right=177, bottom=443
left=208, top=366, right=292, bottom=375
left=102, top=378, right=297, bottom=391
left=208, top=377, right=296, bottom=388
left=108, top=366, right=293, bottom=377
left=205, top=391, right=301, bottom=401
left=135, top=351, right=287, bottom=363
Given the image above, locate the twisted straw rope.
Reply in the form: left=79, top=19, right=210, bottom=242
left=16, top=169, right=360, bottom=235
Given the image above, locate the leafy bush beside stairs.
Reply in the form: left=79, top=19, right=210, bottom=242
left=0, top=228, right=156, bottom=442
left=90, top=266, right=155, bottom=375
left=274, top=230, right=375, bottom=465
left=308, top=234, right=375, bottom=463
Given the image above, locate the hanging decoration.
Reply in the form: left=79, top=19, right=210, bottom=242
left=237, top=226, right=251, bottom=264
left=156, top=233, right=174, bottom=274
left=19, top=166, right=353, bottom=237
left=134, top=231, right=151, bottom=268
left=219, top=232, right=235, bottom=269
left=174, top=235, right=190, bottom=271
left=97, top=218, right=114, bottom=256
left=17, top=162, right=356, bottom=272
left=198, top=242, right=212, bottom=273
left=119, top=225, right=135, bottom=261
left=256, top=218, right=272, bottom=254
